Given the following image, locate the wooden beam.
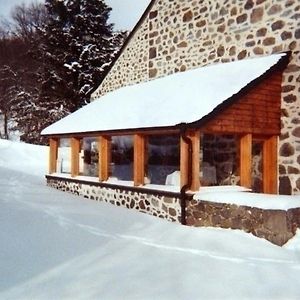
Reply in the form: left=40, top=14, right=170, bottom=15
left=49, top=138, right=58, bottom=174
left=97, top=136, right=102, bottom=180
left=71, top=137, right=80, bottom=177
left=239, top=133, right=252, bottom=189
left=180, top=134, right=189, bottom=189
left=99, top=136, right=111, bottom=181
left=190, top=130, right=200, bottom=191
left=134, top=134, right=145, bottom=186
left=44, top=128, right=180, bottom=140
left=180, top=130, right=200, bottom=191
left=144, top=136, right=149, bottom=179
left=263, top=135, right=278, bottom=194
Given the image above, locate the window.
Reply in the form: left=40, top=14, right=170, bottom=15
left=57, top=138, right=71, bottom=174
left=111, top=136, right=133, bottom=181
left=79, top=137, right=99, bottom=177
left=200, top=134, right=239, bottom=186
left=251, top=141, right=263, bottom=193
left=147, top=135, right=180, bottom=185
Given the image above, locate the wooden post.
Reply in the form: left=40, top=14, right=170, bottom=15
left=180, top=135, right=189, bottom=189
left=239, top=133, right=252, bottom=189
left=97, top=136, right=101, bottom=181
left=190, top=131, right=200, bottom=191
left=49, top=138, right=58, bottom=174
left=134, top=134, right=145, bottom=186
left=180, top=130, right=200, bottom=191
left=71, top=137, right=80, bottom=177
left=99, top=136, right=111, bottom=181
left=144, top=136, right=149, bottom=180
left=263, top=135, right=278, bottom=194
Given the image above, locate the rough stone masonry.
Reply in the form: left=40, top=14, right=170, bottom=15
left=92, top=0, right=300, bottom=195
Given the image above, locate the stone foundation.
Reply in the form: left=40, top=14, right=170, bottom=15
left=47, top=176, right=300, bottom=246
left=186, top=199, right=300, bottom=246
left=47, top=177, right=182, bottom=223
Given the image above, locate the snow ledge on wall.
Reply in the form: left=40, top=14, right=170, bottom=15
left=194, top=188, right=300, bottom=211
left=47, top=173, right=181, bottom=193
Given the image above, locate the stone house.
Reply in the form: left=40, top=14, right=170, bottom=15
left=91, top=0, right=300, bottom=195
left=42, top=0, right=300, bottom=245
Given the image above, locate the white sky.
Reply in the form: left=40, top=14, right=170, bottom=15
left=0, top=0, right=151, bottom=30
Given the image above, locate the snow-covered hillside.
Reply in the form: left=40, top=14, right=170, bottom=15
left=0, top=139, right=48, bottom=176
left=0, top=139, right=300, bottom=300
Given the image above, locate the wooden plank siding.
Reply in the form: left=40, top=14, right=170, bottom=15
left=201, top=71, right=282, bottom=135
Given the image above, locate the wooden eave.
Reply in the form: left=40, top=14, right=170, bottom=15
left=43, top=127, right=181, bottom=139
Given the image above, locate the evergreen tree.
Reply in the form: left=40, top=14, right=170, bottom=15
left=0, top=0, right=126, bottom=144
left=40, top=0, right=126, bottom=114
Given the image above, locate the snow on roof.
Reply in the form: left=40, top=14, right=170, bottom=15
left=42, top=53, right=286, bottom=136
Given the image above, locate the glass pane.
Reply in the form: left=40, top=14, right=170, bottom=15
left=111, top=136, right=133, bottom=181
left=251, top=141, right=263, bottom=193
left=200, top=134, right=238, bottom=186
left=147, top=135, right=180, bottom=185
left=79, top=137, right=99, bottom=177
left=57, top=138, right=71, bottom=174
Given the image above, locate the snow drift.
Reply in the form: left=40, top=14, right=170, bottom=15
left=0, top=139, right=300, bottom=300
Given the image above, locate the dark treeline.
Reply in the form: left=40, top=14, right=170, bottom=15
left=0, top=0, right=126, bottom=144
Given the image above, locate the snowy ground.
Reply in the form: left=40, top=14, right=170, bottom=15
left=1, top=139, right=300, bottom=299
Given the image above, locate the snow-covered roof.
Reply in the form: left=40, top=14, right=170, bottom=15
left=42, top=53, right=286, bottom=136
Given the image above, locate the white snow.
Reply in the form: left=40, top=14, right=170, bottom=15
left=0, top=138, right=48, bottom=176
left=194, top=187, right=300, bottom=210
left=48, top=173, right=181, bottom=193
left=63, top=62, right=82, bottom=72
left=104, top=176, right=133, bottom=186
left=42, top=53, right=286, bottom=135
left=48, top=170, right=300, bottom=210
left=284, top=229, right=300, bottom=251
left=1, top=138, right=300, bottom=300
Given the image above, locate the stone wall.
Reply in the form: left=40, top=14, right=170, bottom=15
left=186, top=198, right=300, bottom=246
left=91, top=0, right=300, bottom=194
left=47, top=177, right=182, bottom=223
left=91, top=17, right=150, bottom=99
left=47, top=176, right=300, bottom=245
